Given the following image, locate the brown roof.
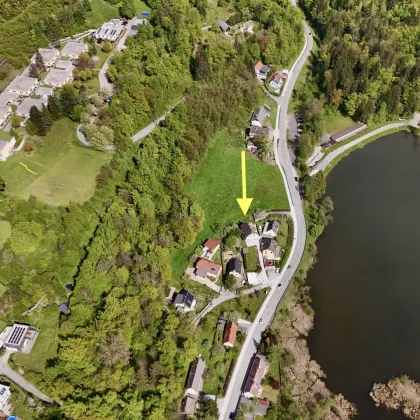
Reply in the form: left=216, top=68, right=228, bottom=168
left=243, top=355, right=269, bottom=396
left=204, top=238, right=221, bottom=253
left=196, top=258, right=222, bottom=275
left=271, top=71, right=283, bottom=82
left=255, top=61, right=263, bottom=71
left=223, top=322, right=238, bottom=346
left=330, top=122, right=367, bottom=142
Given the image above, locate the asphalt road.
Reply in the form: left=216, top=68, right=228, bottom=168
left=219, top=22, right=313, bottom=419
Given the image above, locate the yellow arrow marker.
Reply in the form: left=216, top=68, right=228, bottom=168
left=236, top=151, right=253, bottom=215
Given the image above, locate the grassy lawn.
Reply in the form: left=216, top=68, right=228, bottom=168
left=0, top=118, right=112, bottom=206
left=82, top=77, right=100, bottom=95
left=87, top=0, right=119, bottom=28
left=261, top=384, right=280, bottom=402
left=244, top=245, right=259, bottom=271
left=133, top=0, right=150, bottom=14
left=11, top=306, right=59, bottom=387
left=171, top=130, right=289, bottom=278
left=95, top=47, right=112, bottom=69
left=324, top=111, right=354, bottom=134
left=202, top=2, right=234, bottom=26
left=0, top=220, right=11, bottom=249
left=0, top=130, right=12, bottom=141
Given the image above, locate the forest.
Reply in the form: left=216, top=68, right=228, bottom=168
left=0, top=0, right=305, bottom=419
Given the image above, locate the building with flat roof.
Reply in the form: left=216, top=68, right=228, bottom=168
left=31, top=48, right=59, bottom=68
left=55, top=59, right=73, bottom=71
left=43, top=68, right=73, bottom=88
left=0, top=91, right=20, bottom=107
left=15, top=98, right=45, bottom=117
left=0, top=385, right=11, bottom=411
left=60, top=41, right=88, bottom=59
left=0, top=106, right=11, bottom=127
left=6, top=76, right=38, bottom=96
left=94, top=19, right=124, bottom=43
left=35, top=86, right=54, bottom=100
left=0, top=138, right=16, bottom=162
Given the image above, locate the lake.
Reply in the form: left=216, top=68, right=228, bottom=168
left=307, top=131, right=420, bottom=419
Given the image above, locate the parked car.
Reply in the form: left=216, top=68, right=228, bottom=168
left=277, top=283, right=282, bottom=288
left=259, top=318, right=264, bottom=323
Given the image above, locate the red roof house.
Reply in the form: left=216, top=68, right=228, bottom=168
left=223, top=322, right=238, bottom=348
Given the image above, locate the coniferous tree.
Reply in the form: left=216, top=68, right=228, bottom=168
left=60, top=86, right=79, bottom=117
left=27, top=106, right=46, bottom=136
left=194, top=44, right=210, bottom=81
left=47, top=95, right=62, bottom=120
left=28, top=63, right=38, bottom=79
left=35, top=51, right=46, bottom=73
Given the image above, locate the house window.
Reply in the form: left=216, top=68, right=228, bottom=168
left=211, top=267, right=215, bottom=271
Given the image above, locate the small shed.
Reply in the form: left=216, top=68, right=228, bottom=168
left=58, top=303, right=70, bottom=314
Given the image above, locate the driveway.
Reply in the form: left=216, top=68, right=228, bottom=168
left=185, top=268, right=222, bottom=293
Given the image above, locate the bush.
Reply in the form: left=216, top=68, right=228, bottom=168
left=102, top=41, right=112, bottom=53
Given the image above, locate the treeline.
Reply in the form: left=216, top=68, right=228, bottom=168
left=301, top=0, right=420, bottom=120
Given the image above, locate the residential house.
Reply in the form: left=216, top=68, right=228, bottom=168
left=254, top=61, right=271, bottom=80
left=238, top=20, right=254, bottom=33
left=0, top=385, right=11, bottom=411
left=249, top=125, right=269, bottom=139
left=223, top=322, right=238, bottom=348
left=4, top=323, right=38, bottom=353
left=6, top=76, right=39, bottom=96
left=269, top=70, right=288, bottom=88
left=195, top=258, right=222, bottom=280
left=173, top=290, right=197, bottom=312
left=243, top=354, right=269, bottom=398
left=247, top=139, right=257, bottom=154
left=260, top=237, right=280, bottom=261
left=183, top=395, right=197, bottom=417
left=35, top=86, right=54, bottom=100
left=94, top=19, right=124, bottom=43
left=43, top=68, right=73, bottom=88
left=55, top=59, right=74, bottom=71
left=0, top=91, right=20, bottom=107
left=240, top=222, right=259, bottom=242
left=239, top=396, right=270, bottom=417
left=202, top=238, right=221, bottom=259
left=185, top=357, right=206, bottom=401
left=15, top=97, right=46, bottom=117
left=60, top=41, right=88, bottom=59
left=262, top=220, right=279, bottom=238
left=0, top=106, right=11, bottom=127
left=217, top=19, right=231, bottom=35
left=250, top=107, right=268, bottom=127
left=31, top=48, right=59, bottom=68
left=130, top=18, right=148, bottom=36
left=226, top=258, right=242, bottom=278
left=0, top=138, right=16, bottom=162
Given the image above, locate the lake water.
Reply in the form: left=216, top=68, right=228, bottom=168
left=307, top=131, right=420, bottom=419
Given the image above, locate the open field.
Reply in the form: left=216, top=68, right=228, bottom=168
left=0, top=118, right=112, bottom=206
left=11, top=306, right=59, bottom=387
left=0, top=221, right=11, bottom=250
left=87, top=0, right=119, bottom=28
left=171, top=130, right=289, bottom=277
left=324, top=111, right=354, bottom=134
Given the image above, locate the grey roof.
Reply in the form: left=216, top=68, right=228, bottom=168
left=249, top=125, right=269, bottom=137
left=58, top=303, right=70, bottom=313
left=227, top=258, right=242, bottom=274
left=217, top=19, right=230, bottom=32
left=61, top=41, right=88, bottom=57
left=174, top=290, right=196, bottom=308
left=184, top=395, right=197, bottom=416
left=0, top=106, right=11, bottom=121
left=260, top=237, right=280, bottom=257
left=195, top=268, right=207, bottom=278
left=185, top=357, right=206, bottom=393
left=0, top=140, right=10, bottom=151
left=35, top=86, right=54, bottom=98
left=43, top=68, right=72, bottom=86
left=5, top=323, right=29, bottom=350
left=330, top=122, right=367, bottom=142
left=55, top=59, right=74, bottom=71
left=240, top=222, right=256, bottom=239
left=240, top=20, right=253, bottom=30
left=260, top=65, right=270, bottom=74
left=0, top=91, right=20, bottom=107
left=265, top=220, right=279, bottom=233
left=251, top=107, right=267, bottom=124
left=6, top=76, right=38, bottom=93
left=15, top=98, right=45, bottom=116
left=38, top=48, right=58, bottom=63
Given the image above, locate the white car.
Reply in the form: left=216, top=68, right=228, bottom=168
left=259, top=318, right=264, bottom=324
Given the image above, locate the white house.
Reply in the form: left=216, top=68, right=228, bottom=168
left=0, top=106, right=12, bottom=127
left=238, top=21, right=254, bottom=33
left=262, top=220, right=279, bottom=238
left=250, top=107, right=269, bottom=127
left=31, top=48, right=59, bottom=67
left=0, top=137, right=16, bottom=162
left=35, top=86, right=54, bottom=100
left=6, top=76, right=39, bottom=96
left=94, top=19, right=124, bottom=43
left=55, top=59, right=74, bottom=71
left=0, top=384, right=11, bottom=411
left=0, top=91, right=20, bottom=107
left=60, top=41, right=88, bottom=59
left=43, top=68, right=73, bottom=88
left=217, top=19, right=231, bottom=35
left=15, top=98, right=46, bottom=117
left=240, top=223, right=259, bottom=242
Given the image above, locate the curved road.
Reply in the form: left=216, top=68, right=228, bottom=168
left=219, top=22, right=313, bottom=419
left=310, top=121, right=415, bottom=175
